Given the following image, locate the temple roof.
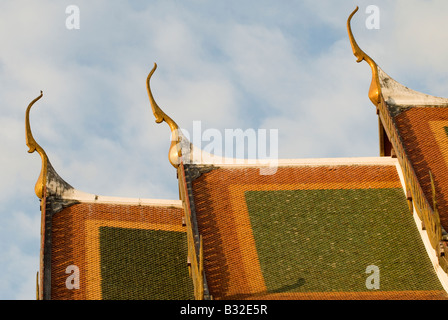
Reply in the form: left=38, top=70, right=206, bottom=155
left=50, top=201, right=193, bottom=300
left=180, top=158, right=447, bottom=299
left=26, top=6, right=448, bottom=301
left=348, top=6, right=448, bottom=259
left=26, top=91, right=194, bottom=300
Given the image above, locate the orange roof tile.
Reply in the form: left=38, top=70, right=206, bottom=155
left=187, top=164, right=447, bottom=300
left=49, top=202, right=193, bottom=300
left=394, top=107, right=448, bottom=230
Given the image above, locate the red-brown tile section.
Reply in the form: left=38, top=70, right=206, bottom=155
left=51, top=202, right=184, bottom=300
left=191, top=165, right=405, bottom=300
left=394, top=108, right=448, bottom=229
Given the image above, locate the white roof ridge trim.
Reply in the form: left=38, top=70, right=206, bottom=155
left=186, top=156, right=399, bottom=167
left=59, top=189, right=182, bottom=207
left=378, top=67, right=448, bottom=107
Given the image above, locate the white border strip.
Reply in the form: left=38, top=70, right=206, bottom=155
left=59, top=157, right=397, bottom=206
left=195, top=155, right=399, bottom=168
left=60, top=188, right=183, bottom=207
left=395, top=161, right=448, bottom=293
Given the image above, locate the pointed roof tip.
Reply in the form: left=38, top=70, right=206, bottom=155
left=147, top=62, right=158, bottom=82
left=146, top=62, right=177, bottom=127
left=25, top=91, right=49, bottom=198
left=25, top=91, right=45, bottom=155
left=145, top=63, right=184, bottom=168
left=146, top=63, right=161, bottom=123
left=347, top=8, right=448, bottom=107
left=347, top=6, right=361, bottom=62
left=347, top=6, right=381, bottom=106
left=25, top=91, right=75, bottom=199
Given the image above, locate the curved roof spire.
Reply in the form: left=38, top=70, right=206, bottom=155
left=25, top=91, right=74, bottom=199
left=347, top=7, right=448, bottom=108
left=347, top=6, right=381, bottom=106
left=145, top=63, right=281, bottom=169
left=26, top=91, right=49, bottom=199
left=146, top=63, right=183, bottom=168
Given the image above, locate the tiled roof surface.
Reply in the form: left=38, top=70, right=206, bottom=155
left=190, top=164, right=447, bottom=300
left=394, top=107, right=448, bottom=229
left=50, top=202, right=194, bottom=300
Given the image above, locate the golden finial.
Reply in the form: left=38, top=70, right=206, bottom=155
left=146, top=63, right=182, bottom=167
left=347, top=6, right=381, bottom=105
left=25, top=91, right=48, bottom=199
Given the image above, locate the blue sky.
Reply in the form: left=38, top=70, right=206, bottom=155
left=2, top=0, right=448, bottom=300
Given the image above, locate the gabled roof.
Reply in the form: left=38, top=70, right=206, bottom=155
left=375, top=68, right=448, bottom=231
left=143, top=7, right=448, bottom=300
left=179, top=158, right=447, bottom=299
left=26, top=6, right=448, bottom=301
left=144, top=11, right=448, bottom=296
left=25, top=94, right=194, bottom=300
left=347, top=6, right=448, bottom=284
left=50, top=200, right=192, bottom=300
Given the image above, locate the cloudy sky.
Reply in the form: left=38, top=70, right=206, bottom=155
left=2, top=0, right=448, bottom=300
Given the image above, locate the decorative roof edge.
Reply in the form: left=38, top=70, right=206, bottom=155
left=26, top=89, right=184, bottom=209
left=394, top=161, right=448, bottom=292
left=377, top=67, right=448, bottom=108
left=59, top=187, right=183, bottom=207
left=25, top=91, right=47, bottom=198
left=181, top=155, right=399, bottom=169
left=146, top=63, right=186, bottom=168
left=348, top=6, right=448, bottom=109
left=347, top=6, right=381, bottom=106
left=145, top=64, right=248, bottom=169
left=26, top=91, right=74, bottom=199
